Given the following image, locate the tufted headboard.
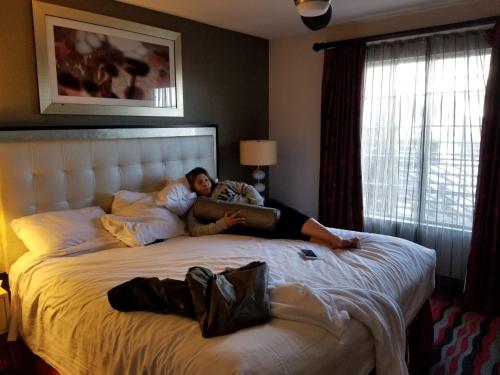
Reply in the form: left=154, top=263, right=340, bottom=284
left=0, top=127, right=217, bottom=272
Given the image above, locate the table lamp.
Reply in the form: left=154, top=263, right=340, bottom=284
left=240, top=140, right=277, bottom=193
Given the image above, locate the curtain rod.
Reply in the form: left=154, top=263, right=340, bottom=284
left=313, top=16, right=500, bottom=51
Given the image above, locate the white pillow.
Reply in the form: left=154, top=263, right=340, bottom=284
left=110, top=190, right=150, bottom=213
left=156, top=177, right=197, bottom=216
left=101, top=190, right=186, bottom=247
left=11, top=206, right=122, bottom=256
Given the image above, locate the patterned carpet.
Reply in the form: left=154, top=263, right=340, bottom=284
left=429, top=294, right=500, bottom=375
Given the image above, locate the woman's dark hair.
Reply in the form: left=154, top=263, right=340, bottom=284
left=185, top=167, right=216, bottom=191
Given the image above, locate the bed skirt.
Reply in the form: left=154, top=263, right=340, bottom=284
left=4, top=298, right=434, bottom=375
left=407, top=298, right=434, bottom=374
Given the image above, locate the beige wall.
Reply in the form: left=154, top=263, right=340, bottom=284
left=269, top=0, right=500, bottom=218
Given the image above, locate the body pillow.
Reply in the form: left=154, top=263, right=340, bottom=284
left=192, top=197, right=280, bottom=232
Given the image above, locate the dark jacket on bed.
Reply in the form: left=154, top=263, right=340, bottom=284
left=107, top=261, right=270, bottom=338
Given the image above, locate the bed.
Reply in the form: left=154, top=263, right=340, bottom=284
left=0, top=127, right=436, bottom=375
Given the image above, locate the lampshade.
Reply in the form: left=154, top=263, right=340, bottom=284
left=240, top=140, right=277, bottom=166
left=294, top=0, right=330, bottom=17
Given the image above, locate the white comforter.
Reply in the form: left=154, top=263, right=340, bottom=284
left=8, top=229, right=435, bottom=375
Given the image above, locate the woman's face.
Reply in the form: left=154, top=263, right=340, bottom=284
left=193, top=173, right=212, bottom=197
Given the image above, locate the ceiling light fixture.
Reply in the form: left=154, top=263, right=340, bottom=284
left=294, top=0, right=330, bottom=17
left=294, top=0, right=332, bottom=31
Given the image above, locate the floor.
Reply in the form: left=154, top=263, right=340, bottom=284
left=427, top=294, right=500, bottom=375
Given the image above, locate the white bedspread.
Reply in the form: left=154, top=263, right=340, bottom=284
left=271, top=284, right=406, bottom=374
left=8, top=229, right=435, bottom=375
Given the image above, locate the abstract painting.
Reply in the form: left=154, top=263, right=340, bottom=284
left=32, top=1, right=183, bottom=116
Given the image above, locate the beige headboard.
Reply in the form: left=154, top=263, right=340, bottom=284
left=0, top=127, right=217, bottom=272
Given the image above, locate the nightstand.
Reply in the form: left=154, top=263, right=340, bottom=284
left=0, top=286, right=9, bottom=334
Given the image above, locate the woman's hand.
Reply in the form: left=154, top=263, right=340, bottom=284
left=223, top=211, right=246, bottom=227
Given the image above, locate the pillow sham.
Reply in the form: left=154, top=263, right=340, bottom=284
left=192, top=197, right=281, bottom=231
left=101, top=190, right=186, bottom=247
left=11, top=206, right=122, bottom=256
left=156, top=177, right=197, bottom=216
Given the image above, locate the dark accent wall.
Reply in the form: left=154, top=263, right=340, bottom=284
left=0, top=0, right=269, bottom=181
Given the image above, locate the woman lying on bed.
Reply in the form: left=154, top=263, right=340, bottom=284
left=185, top=167, right=359, bottom=250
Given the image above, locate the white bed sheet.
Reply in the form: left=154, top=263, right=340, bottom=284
left=8, top=229, right=435, bottom=375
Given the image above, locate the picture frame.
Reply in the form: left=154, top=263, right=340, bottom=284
left=32, top=1, right=184, bottom=117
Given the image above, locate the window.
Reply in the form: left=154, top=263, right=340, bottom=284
left=361, top=31, right=492, bottom=279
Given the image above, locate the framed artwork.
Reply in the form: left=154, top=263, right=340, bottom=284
left=32, top=1, right=184, bottom=116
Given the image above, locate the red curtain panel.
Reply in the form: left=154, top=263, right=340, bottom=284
left=465, top=24, right=500, bottom=313
left=319, top=43, right=365, bottom=231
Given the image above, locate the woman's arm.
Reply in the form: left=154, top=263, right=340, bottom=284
left=186, top=209, right=228, bottom=236
left=186, top=209, right=246, bottom=237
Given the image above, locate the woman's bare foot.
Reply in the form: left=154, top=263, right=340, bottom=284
left=310, top=236, right=360, bottom=250
left=334, top=237, right=360, bottom=249
left=341, top=237, right=359, bottom=249
left=302, top=219, right=361, bottom=251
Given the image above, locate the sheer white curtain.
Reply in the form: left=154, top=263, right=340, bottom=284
left=361, top=31, right=492, bottom=280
